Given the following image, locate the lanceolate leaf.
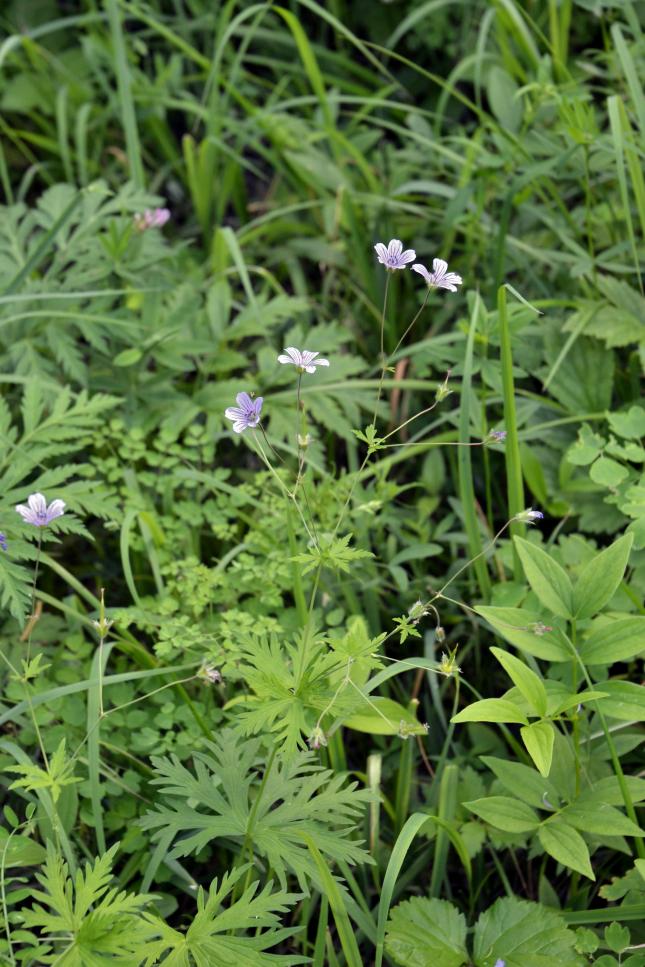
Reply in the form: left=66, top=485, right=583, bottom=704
left=538, top=821, right=595, bottom=880
left=514, top=538, right=573, bottom=619
left=572, top=532, right=633, bottom=619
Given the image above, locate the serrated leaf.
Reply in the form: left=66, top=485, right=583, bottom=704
left=385, top=896, right=468, bottom=967
left=473, top=896, right=585, bottom=966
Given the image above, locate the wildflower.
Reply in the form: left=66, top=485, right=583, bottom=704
left=224, top=392, right=263, bottom=433
left=0, top=533, right=7, bottom=551
left=308, top=725, right=327, bottom=750
left=15, top=493, right=66, bottom=527
left=494, top=961, right=506, bottom=967
left=435, top=625, right=446, bottom=644
left=374, top=238, right=416, bottom=270
left=412, top=259, right=463, bottom=292
left=278, top=347, right=330, bottom=373
left=488, top=429, right=507, bottom=442
left=134, top=207, right=170, bottom=231
left=515, top=507, right=544, bottom=523
left=199, top=663, right=222, bottom=685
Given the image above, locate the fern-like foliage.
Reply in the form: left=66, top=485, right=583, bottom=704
left=0, top=382, right=120, bottom=622
left=231, top=620, right=383, bottom=757
left=140, top=865, right=306, bottom=966
left=21, top=843, right=153, bottom=965
left=141, top=730, right=371, bottom=891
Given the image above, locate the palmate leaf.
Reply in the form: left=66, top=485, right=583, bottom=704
left=22, top=843, right=154, bottom=965
left=141, top=865, right=306, bottom=966
left=232, top=628, right=369, bottom=758
left=141, top=731, right=371, bottom=891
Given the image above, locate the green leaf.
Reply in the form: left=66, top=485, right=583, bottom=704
left=141, top=731, right=370, bottom=892
left=590, top=681, right=645, bottom=721
left=604, top=921, right=631, bottom=954
left=590, top=456, right=630, bottom=487
left=473, top=897, right=585, bottom=967
left=520, top=721, right=555, bottom=777
left=515, top=538, right=574, bottom=619
left=344, top=697, right=427, bottom=737
left=481, top=756, right=559, bottom=810
left=476, top=606, right=571, bottom=661
left=566, top=425, right=606, bottom=466
left=492, top=647, right=547, bottom=716
left=572, top=533, right=633, bottom=619
left=451, top=698, right=528, bottom=726
left=463, top=796, right=540, bottom=833
left=579, top=617, right=645, bottom=665
left=608, top=406, right=645, bottom=439
left=385, top=897, right=468, bottom=967
left=0, top=829, right=46, bottom=868
left=561, top=802, right=644, bottom=838
left=487, top=67, right=523, bottom=133
left=538, top=821, right=595, bottom=879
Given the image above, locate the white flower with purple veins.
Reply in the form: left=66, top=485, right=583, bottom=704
left=413, top=258, right=463, bottom=292
left=278, top=347, right=330, bottom=374
left=16, top=493, right=66, bottom=527
left=224, top=392, right=263, bottom=433
left=374, top=238, right=416, bottom=270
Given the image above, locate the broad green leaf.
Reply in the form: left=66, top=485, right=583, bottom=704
left=538, top=821, right=595, bottom=879
left=481, top=756, right=559, bottom=810
left=451, top=698, right=528, bottom=726
left=473, top=897, right=586, bottom=967
left=492, top=647, right=547, bottom=716
left=561, top=803, right=644, bottom=838
left=515, top=538, right=573, bottom=619
left=385, top=897, right=468, bottom=967
left=579, top=617, right=645, bottom=665
left=0, top=829, right=46, bottom=867
left=520, top=721, right=555, bottom=777
left=590, top=455, right=630, bottom=487
left=566, top=425, right=605, bottom=466
left=591, top=681, right=645, bottom=721
left=476, top=605, right=571, bottom=661
left=344, top=697, right=426, bottom=736
left=572, top=533, right=633, bottom=619
left=608, top=406, right=645, bottom=439
left=487, top=67, right=523, bottom=133
left=463, top=796, right=540, bottom=833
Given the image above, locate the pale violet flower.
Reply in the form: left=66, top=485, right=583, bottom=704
left=278, top=347, right=330, bottom=374
left=16, top=493, right=66, bottom=527
left=0, top=533, right=6, bottom=551
left=488, top=429, right=507, bottom=442
left=412, top=258, right=463, bottom=292
left=224, top=392, right=263, bottom=433
left=494, top=961, right=506, bottom=967
left=374, top=238, right=416, bottom=270
left=134, top=207, right=170, bottom=231
left=516, top=507, right=544, bottom=523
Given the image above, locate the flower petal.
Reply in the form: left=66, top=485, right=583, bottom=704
left=387, top=239, right=403, bottom=258
left=283, top=347, right=303, bottom=366
left=225, top=407, right=245, bottom=421
left=28, top=493, right=47, bottom=515
left=432, top=258, right=449, bottom=280
left=278, top=354, right=294, bottom=365
left=46, top=500, right=66, bottom=520
left=374, top=242, right=388, bottom=262
left=315, top=357, right=330, bottom=367
left=15, top=504, right=33, bottom=521
left=399, top=249, right=416, bottom=264
left=300, top=350, right=319, bottom=365
left=412, top=263, right=431, bottom=284
left=235, top=392, right=253, bottom=410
